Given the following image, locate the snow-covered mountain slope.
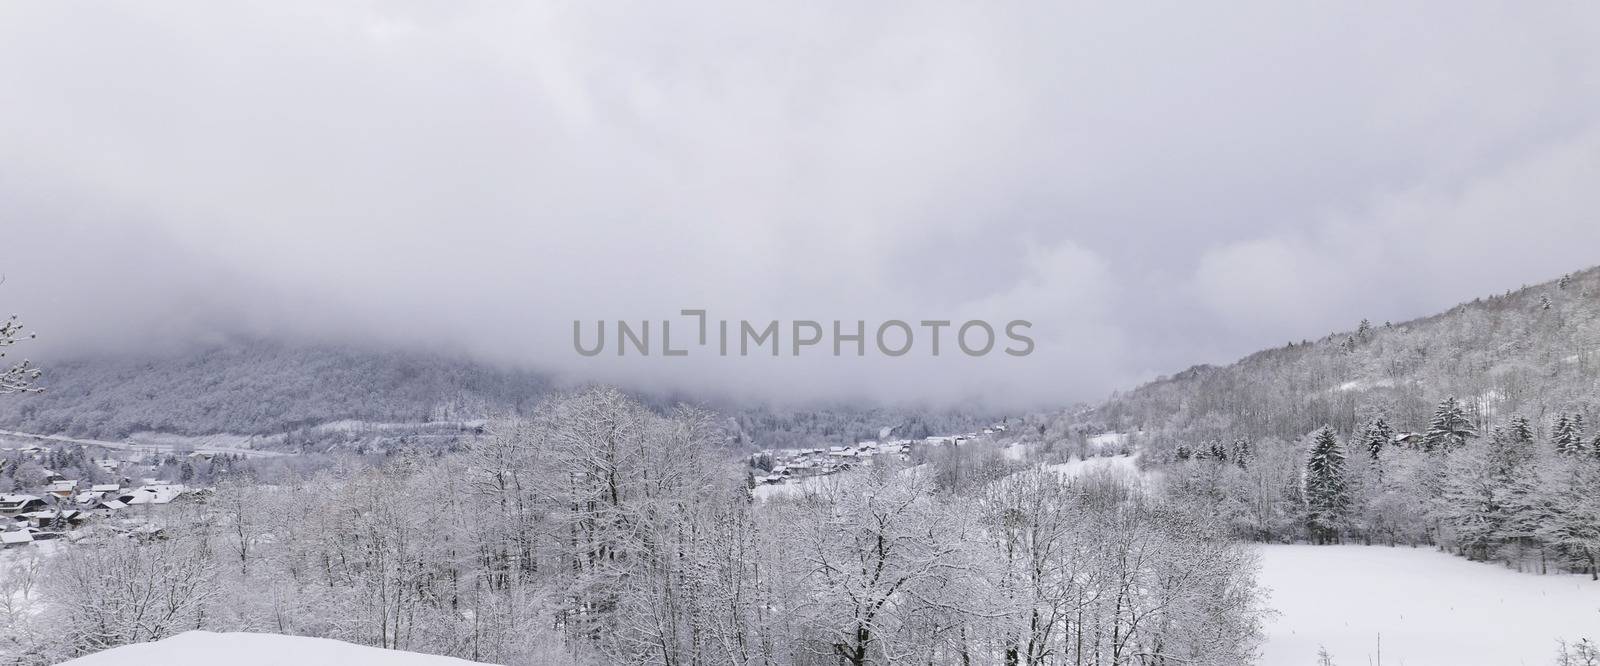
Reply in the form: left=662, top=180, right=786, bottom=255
left=58, top=632, right=497, bottom=666
left=0, top=337, right=989, bottom=450
left=1096, top=264, right=1600, bottom=456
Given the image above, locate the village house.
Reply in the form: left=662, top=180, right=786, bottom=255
left=121, top=483, right=187, bottom=506
left=0, top=530, right=32, bottom=548
left=21, top=509, right=87, bottom=529
left=0, top=494, right=46, bottom=515
left=45, top=479, right=80, bottom=499
left=87, top=499, right=128, bottom=515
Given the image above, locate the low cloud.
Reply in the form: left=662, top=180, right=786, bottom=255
left=2, top=1, right=1598, bottom=408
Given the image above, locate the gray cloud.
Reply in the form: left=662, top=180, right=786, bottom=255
left=2, top=1, right=1599, bottom=409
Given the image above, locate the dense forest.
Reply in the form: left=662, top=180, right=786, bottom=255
left=1079, top=266, right=1600, bottom=577
left=0, top=339, right=991, bottom=449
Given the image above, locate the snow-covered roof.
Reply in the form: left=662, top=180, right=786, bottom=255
left=0, top=531, right=32, bottom=545
left=91, top=484, right=120, bottom=492
left=22, top=509, right=81, bottom=520
left=126, top=484, right=186, bottom=505
left=0, top=494, right=42, bottom=505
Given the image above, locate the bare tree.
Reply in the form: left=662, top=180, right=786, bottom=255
left=0, top=311, right=42, bottom=395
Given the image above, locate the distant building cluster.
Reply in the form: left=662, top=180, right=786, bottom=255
left=1, top=443, right=210, bottom=549
left=751, top=425, right=1008, bottom=485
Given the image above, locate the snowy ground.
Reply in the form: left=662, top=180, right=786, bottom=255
left=58, top=631, right=496, bottom=665
left=1258, top=544, right=1600, bottom=666
left=751, top=472, right=842, bottom=500
left=1043, top=452, right=1140, bottom=479
left=0, top=428, right=285, bottom=458
left=1087, top=431, right=1128, bottom=450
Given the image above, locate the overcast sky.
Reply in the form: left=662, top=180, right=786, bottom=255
left=3, top=1, right=1600, bottom=409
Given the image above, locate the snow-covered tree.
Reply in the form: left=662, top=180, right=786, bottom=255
left=1535, top=457, right=1600, bottom=580
left=1509, top=415, right=1536, bottom=445
left=1231, top=437, right=1253, bottom=469
left=1362, top=417, right=1394, bottom=461
left=1554, top=414, right=1586, bottom=456
left=1303, top=427, right=1349, bottom=544
left=1439, top=441, right=1506, bottom=560
left=1424, top=397, right=1477, bottom=452
left=0, top=313, right=42, bottom=395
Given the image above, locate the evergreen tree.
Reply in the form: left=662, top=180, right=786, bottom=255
left=1554, top=414, right=1585, bottom=456
left=1231, top=437, right=1252, bottom=469
left=1207, top=439, right=1228, bottom=462
left=1304, top=427, right=1349, bottom=544
left=1363, top=417, right=1394, bottom=460
left=1509, top=415, right=1535, bottom=444
left=1424, top=397, right=1477, bottom=452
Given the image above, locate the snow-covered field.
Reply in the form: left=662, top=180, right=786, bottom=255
left=1258, top=544, right=1600, bottom=666
left=58, top=632, right=495, bottom=666
left=1043, top=452, right=1140, bottom=479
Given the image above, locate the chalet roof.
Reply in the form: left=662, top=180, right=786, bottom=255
left=0, top=531, right=32, bottom=545
left=0, top=494, right=42, bottom=504
left=126, top=484, right=186, bottom=505
left=22, top=509, right=82, bottom=519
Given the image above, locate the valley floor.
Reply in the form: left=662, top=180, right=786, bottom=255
left=1258, top=544, right=1600, bottom=666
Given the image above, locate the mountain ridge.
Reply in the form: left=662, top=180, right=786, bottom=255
left=1093, top=263, right=1600, bottom=456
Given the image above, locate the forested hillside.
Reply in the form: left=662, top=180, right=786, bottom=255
left=1088, top=265, right=1600, bottom=579
left=1099, top=265, right=1600, bottom=453
left=0, top=339, right=988, bottom=448
left=0, top=341, right=553, bottom=438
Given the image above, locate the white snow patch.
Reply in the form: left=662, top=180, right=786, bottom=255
left=58, top=631, right=497, bottom=666
left=1043, top=453, right=1140, bottom=479
left=1087, top=432, right=1127, bottom=449
left=1333, top=378, right=1396, bottom=393
left=1258, top=544, right=1600, bottom=666
left=751, top=473, right=839, bottom=500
